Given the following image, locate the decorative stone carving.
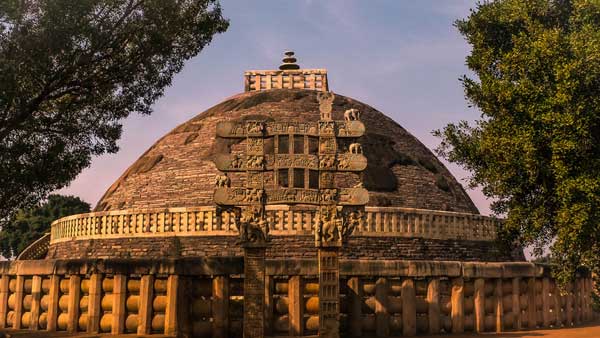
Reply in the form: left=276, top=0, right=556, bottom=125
left=238, top=206, right=270, bottom=246
left=314, top=206, right=362, bottom=247
left=314, top=206, right=342, bottom=246
left=214, top=187, right=366, bottom=205
left=319, top=137, right=337, bottom=153
left=231, top=155, right=244, bottom=169
left=344, top=108, right=361, bottom=121
left=317, top=91, right=335, bottom=121
left=245, top=121, right=265, bottom=135
left=349, top=143, right=363, bottom=154
left=214, top=174, right=230, bottom=188
left=246, top=155, right=265, bottom=169
left=216, top=120, right=364, bottom=138
left=319, top=155, right=336, bottom=169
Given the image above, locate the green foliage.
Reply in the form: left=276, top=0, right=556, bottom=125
left=435, top=0, right=600, bottom=285
left=0, top=194, right=90, bottom=258
left=0, top=0, right=228, bottom=221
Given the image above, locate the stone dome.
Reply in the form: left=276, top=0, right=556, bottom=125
left=95, top=89, right=478, bottom=214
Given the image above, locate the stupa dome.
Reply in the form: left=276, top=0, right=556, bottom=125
left=95, top=89, right=478, bottom=214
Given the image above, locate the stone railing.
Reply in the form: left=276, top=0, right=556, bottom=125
left=0, top=259, right=594, bottom=336
left=244, top=69, right=328, bottom=92
left=50, top=206, right=500, bottom=244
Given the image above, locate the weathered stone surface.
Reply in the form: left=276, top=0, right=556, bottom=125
left=46, top=235, right=524, bottom=262
left=94, top=89, right=478, bottom=214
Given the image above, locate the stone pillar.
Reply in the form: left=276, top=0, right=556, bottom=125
left=13, top=275, right=24, bottom=329
left=375, top=277, right=389, bottom=337
left=542, top=277, right=550, bottom=328
left=212, top=276, right=229, bottom=338
left=495, top=279, right=503, bottom=333
left=87, top=273, right=102, bottom=333
left=244, top=246, right=267, bottom=338
left=46, top=275, right=60, bottom=332
left=67, top=275, right=81, bottom=333
left=451, top=277, right=464, bottom=334
left=289, top=276, right=304, bottom=336
left=474, top=278, right=485, bottom=333
left=264, top=275, right=273, bottom=336
left=0, top=275, right=9, bottom=329
left=527, top=278, right=536, bottom=329
left=402, top=278, right=416, bottom=337
left=30, top=275, right=42, bottom=330
left=318, top=247, right=340, bottom=338
left=111, top=274, right=126, bottom=334
left=164, top=275, right=179, bottom=336
left=512, top=277, right=521, bottom=330
left=553, top=281, right=561, bottom=327
left=427, top=278, right=440, bottom=335
left=137, top=275, right=154, bottom=335
left=348, top=277, right=362, bottom=337
left=574, top=278, right=581, bottom=325
left=566, top=282, right=573, bottom=326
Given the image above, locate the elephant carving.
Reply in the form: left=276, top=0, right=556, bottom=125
left=349, top=143, right=363, bottom=154
left=214, top=175, right=230, bottom=187
left=344, top=108, right=361, bottom=121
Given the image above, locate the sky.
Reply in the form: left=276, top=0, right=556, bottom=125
left=57, top=0, right=494, bottom=214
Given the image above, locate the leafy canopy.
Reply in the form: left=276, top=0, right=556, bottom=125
left=435, top=0, right=600, bottom=284
left=0, top=194, right=90, bottom=258
left=0, top=0, right=228, bottom=221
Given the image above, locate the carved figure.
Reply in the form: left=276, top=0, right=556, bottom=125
left=317, top=91, right=335, bottom=120
left=246, top=121, right=264, bottom=134
left=315, top=206, right=343, bottom=245
left=349, top=143, right=362, bottom=154
left=214, top=174, right=230, bottom=187
left=344, top=108, right=361, bottom=121
left=319, top=155, right=336, bottom=169
left=239, top=206, right=269, bottom=244
left=340, top=209, right=364, bottom=240
left=246, top=155, right=264, bottom=169
left=230, top=155, right=243, bottom=169
left=243, top=188, right=264, bottom=203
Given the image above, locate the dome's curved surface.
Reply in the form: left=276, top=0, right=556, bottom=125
left=95, top=89, right=478, bottom=214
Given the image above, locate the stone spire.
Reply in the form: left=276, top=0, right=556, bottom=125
left=279, top=50, right=300, bottom=70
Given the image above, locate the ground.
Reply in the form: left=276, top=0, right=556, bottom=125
left=2, top=323, right=600, bottom=338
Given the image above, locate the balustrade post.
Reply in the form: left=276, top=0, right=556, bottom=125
left=427, top=278, right=440, bottom=334
left=376, top=277, right=390, bottom=337
left=67, top=275, right=81, bottom=333
left=46, top=275, right=60, bottom=332
left=512, top=277, right=521, bottom=330
left=30, top=275, right=42, bottom=330
left=474, top=278, right=485, bottom=332
left=451, top=277, right=464, bottom=333
left=87, top=273, right=102, bottom=333
left=402, top=278, right=416, bottom=337
left=0, top=275, right=9, bottom=329
left=348, top=277, right=362, bottom=337
left=289, top=276, right=304, bottom=336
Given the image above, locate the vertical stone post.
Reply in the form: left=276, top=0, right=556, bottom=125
left=87, top=273, right=102, bottom=333
left=402, top=278, right=416, bottom=337
left=67, top=275, right=81, bottom=333
left=495, top=279, right=503, bottom=333
left=451, top=277, right=464, bottom=333
left=474, top=278, right=485, bottom=333
left=264, top=275, right=273, bottom=336
left=527, top=278, right=537, bottom=329
left=566, top=281, right=573, bottom=326
left=46, top=275, right=60, bottom=332
left=30, top=275, right=42, bottom=330
left=289, top=276, right=304, bottom=336
left=348, top=277, right=362, bottom=337
left=318, top=247, right=340, bottom=338
left=164, top=274, right=179, bottom=336
left=512, top=277, right=521, bottom=330
left=0, top=275, right=9, bottom=329
left=427, top=278, right=440, bottom=335
left=574, top=278, right=581, bottom=325
left=111, top=274, right=127, bottom=335
left=542, top=277, right=550, bottom=328
left=13, top=275, right=24, bottom=329
left=244, top=245, right=267, bottom=338
left=137, top=274, right=154, bottom=335
left=212, top=276, right=229, bottom=338
left=553, top=281, right=561, bottom=327
left=375, top=277, right=389, bottom=337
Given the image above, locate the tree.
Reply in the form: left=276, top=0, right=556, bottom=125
left=0, top=194, right=90, bottom=258
left=0, top=0, right=228, bottom=221
left=435, top=0, right=600, bottom=285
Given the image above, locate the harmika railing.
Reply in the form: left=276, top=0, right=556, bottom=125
left=50, top=206, right=500, bottom=244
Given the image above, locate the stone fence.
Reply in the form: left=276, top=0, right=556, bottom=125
left=0, top=259, right=593, bottom=337
left=49, top=206, right=499, bottom=244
